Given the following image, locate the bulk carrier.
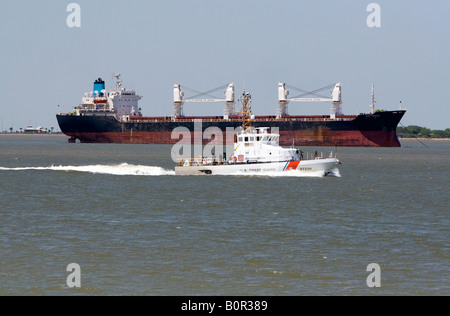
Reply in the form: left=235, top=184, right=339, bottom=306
left=56, top=74, right=406, bottom=147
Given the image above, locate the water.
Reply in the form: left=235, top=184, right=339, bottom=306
left=0, top=135, right=448, bottom=295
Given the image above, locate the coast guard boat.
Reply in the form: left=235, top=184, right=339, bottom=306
left=175, top=92, right=342, bottom=176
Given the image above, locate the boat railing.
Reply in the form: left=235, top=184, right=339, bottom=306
left=300, top=151, right=338, bottom=160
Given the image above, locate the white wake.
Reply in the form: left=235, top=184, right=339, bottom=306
left=0, top=164, right=340, bottom=178
left=0, top=163, right=175, bottom=176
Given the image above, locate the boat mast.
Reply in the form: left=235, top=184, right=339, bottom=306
left=238, top=91, right=253, bottom=132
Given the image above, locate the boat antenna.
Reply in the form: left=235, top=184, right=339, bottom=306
left=237, top=91, right=253, bottom=132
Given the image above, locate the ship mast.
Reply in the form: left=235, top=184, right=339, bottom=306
left=371, top=83, right=376, bottom=114
left=113, top=73, right=122, bottom=91
left=238, top=91, right=253, bottom=132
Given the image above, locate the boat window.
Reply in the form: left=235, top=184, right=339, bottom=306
left=245, top=137, right=249, bottom=142
left=238, top=137, right=243, bottom=142
left=250, top=137, right=254, bottom=142
left=257, top=137, right=261, bottom=141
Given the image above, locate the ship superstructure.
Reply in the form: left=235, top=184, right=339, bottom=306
left=74, top=74, right=142, bottom=122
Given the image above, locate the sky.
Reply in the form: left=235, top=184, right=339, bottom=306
left=0, top=0, right=449, bottom=131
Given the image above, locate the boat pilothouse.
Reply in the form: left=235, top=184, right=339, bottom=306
left=175, top=92, right=342, bottom=176
left=75, top=74, right=142, bottom=122
left=233, top=127, right=300, bottom=164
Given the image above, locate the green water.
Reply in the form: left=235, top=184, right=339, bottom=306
left=0, top=135, right=448, bottom=295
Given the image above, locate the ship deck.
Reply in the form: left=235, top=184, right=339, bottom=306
left=129, top=115, right=358, bottom=123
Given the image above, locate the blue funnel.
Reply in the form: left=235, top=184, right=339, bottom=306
left=94, top=78, right=105, bottom=97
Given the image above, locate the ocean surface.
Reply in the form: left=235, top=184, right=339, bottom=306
left=0, top=135, right=448, bottom=296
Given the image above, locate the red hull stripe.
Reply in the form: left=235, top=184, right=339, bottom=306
left=64, top=130, right=401, bottom=147
left=284, top=161, right=301, bottom=171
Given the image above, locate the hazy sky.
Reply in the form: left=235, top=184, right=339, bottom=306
left=0, top=0, right=449, bottom=130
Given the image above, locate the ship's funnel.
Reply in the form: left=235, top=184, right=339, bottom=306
left=94, top=78, right=105, bottom=97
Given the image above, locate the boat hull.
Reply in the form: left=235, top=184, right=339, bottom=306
left=56, top=110, right=406, bottom=147
left=175, top=158, right=341, bottom=176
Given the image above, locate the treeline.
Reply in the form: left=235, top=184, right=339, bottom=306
left=397, top=126, right=450, bottom=138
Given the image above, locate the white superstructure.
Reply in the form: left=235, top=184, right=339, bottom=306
left=75, top=74, right=142, bottom=122
left=233, top=127, right=299, bottom=164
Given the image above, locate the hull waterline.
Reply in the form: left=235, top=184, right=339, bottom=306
left=175, top=158, right=341, bottom=176
left=57, top=110, right=406, bottom=147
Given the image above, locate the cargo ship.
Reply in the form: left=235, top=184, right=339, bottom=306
left=56, top=74, right=406, bottom=147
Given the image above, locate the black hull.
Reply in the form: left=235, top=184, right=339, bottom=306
left=57, top=110, right=406, bottom=147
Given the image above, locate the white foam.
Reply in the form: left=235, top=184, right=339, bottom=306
left=329, top=167, right=341, bottom=178
left=0, top=164, right=340, bottom=178
left=0, top=163, right=175, bottom=176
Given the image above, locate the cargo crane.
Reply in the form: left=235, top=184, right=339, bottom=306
left=277, top=82, right=342, bottom=119
left=173, top=83, right=235, bottom=119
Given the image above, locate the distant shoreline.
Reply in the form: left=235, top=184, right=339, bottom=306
left=400, top=138, right=450, bottom=141
left=1, top=134, right=449, bottom=141
left=0, top=133, right=65, bottom=136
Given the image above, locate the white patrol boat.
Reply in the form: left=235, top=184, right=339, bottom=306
left=175, top=92, right=342, bottom=176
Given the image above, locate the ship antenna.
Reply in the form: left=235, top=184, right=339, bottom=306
left=113, top=73, right=122, bottom=90
left=371, top=83, right=376, bottom=114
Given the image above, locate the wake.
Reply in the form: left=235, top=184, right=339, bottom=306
left=0, top=163, right=175, bottom=176
left=0, top=164, right=340, bottom=178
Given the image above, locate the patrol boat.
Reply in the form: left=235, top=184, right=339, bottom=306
left=175, top=92, right=342, bottom=176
